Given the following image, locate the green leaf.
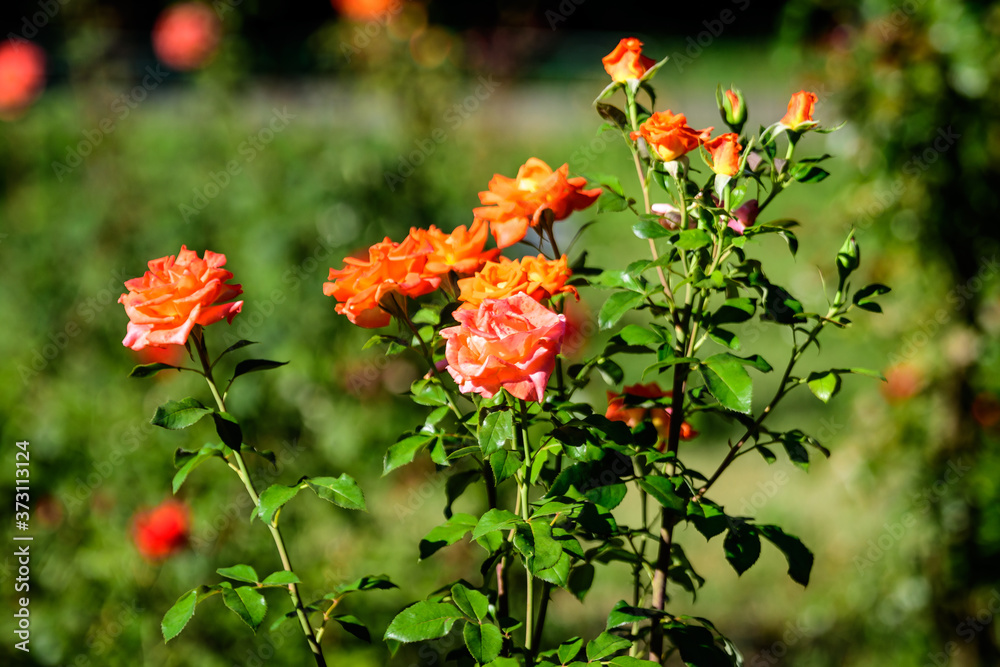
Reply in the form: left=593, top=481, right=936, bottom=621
left=261, top=571, right=301, bottom=586
left=332, top=574, right=397, bottom=596
left=599, top=292, right=646, bottom=331
left=710, top=298, right=755, bottom=325
left=383, top=434, right=433, bottom=475
left=724, top=523, right=761, bottom=575
left=609, top=657, right=660, bottom=667
left=700, top=354, right=753, bottom=414
left=733, top=354, right=773, bottom=373
left=490, top=449, right=522, bottom=485
left=528, top=520, right=564, bottom=572
left=633, top=218, right=671, bottom=239
left=306, top=474, right=367, bottom=511
left=606, top=600, right=663, bottom=629
left=595, top=102, right=629, bottom=129
left=172, top=442, right=227, bottom=494
left=162, top=588, right=200, bottom=642
left=472, top=509, right=522, bottom=540
left=217, top=564, right=259, bottom=584
left=586, top=631, right=632, bottom=661
left=411, top=378, right=450, bottom=407
left=216, top=339, right=257, bottom=359
left=479, top=410, right=514, bottom=456
left=598, top=190, right=630, bottom=213
left=639, top=477, right=686, bottom=513
left=464, top=622, right=503, bottom=664
left=567, top=562, right=595, bottom=601
left=151, top=397, right=212, bottom=430
left=836, top=230, right=860, bottom=282
left=331, top=614, right=371, bottom=643
left=256, top=483, right=304, bottom=524
left=231, top=359, right=288, bottom=382
left=616, top=324, right=662, bottom=347
left=130, top=362, right=183, bottom=378
left=806, top=371, right=841, bottom=403
left=558, top=637, right=585, bottom=663
left=212, top=411, right=243, bottom=450
left=759, top=525, right=814, bottom=586
left=384, top=601, right=463, bottom=643
left=420, top=514, right=478, bottom=560
left=833, top=366, right=886, bottom=381
left=221, top=584, right=268, bottom=631
left=675, top=229, right=712, bottom=250
left=451, top=583, right=490, bottom=621
left=791, top=163, right=830, bottom=183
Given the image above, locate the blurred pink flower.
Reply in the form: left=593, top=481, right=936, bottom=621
left=152, top=2, right=222, bottom=71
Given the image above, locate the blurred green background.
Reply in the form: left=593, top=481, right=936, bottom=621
left=2, top=0, right=999, bottom=665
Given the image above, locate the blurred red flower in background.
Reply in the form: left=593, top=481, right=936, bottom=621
left=331, top=0, right=399, bottom=22
left=132, top=499, right=190, bottom=561
left=881, top=363, right=923, bottom=403
left=0, top=40, right=46, bottom=119
left=152, top=2, right=222, bottom=71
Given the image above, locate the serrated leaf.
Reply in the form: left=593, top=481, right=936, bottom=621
left=383, top=434, right=433, bottom=475
left=639, top=477, right=686, bottom=513
left=151, top=397, right=211, bottom=430
left=332, top=614, right=371, bottom=643
left=806, top=371, right=841, bottom=403
left=217, top=564, right=259, bottom=584
left=606, top=600, right=663, bottom=629
left=586, top=631, right=632, bottom=661
left=700, top=354, right=753, bottom=414
left=411, top=378, right=450, bottom=407
left=472, top=509, right=522, bottom=540
left=464, top=622, right=503, bottom=663
left=420, top=514, right=478, bottom=560
left=633, top=218, right=671, bottom=239
left=172, top=443, right=227, bottom=494
left=384, top=601, right=463, bottom=643
left=256, top=483, right=304, bottom=524
left=162, top=588, right=200, bottom=642
left=231, top=359, right=288, bottom=381
left=675, top=229, right=712, bottom=250
left=451, top=583, right=490, bottom=621
left=333, top=574, right=397, bottom=596
left=598, top=190, right=630, bottom=213
left=306, top=474, right=367, bottom=511
left=724, top=524, right=761, bottom=575
left=222, top=584, right=268, bottom=631
left=261, top=571, right=301, bottom=586
left=558, top=637, right=585, bottom=663
left=216, top=339, right=258, bottom=358
left=212, top=411, right=243, bottom=450
left=759, top=525, right=813, bottom=586
left=599, top=291, right=646, bottom=331
left=130, top=362, right=183, bottom=378
left=479, top=410, right=514, bottom=456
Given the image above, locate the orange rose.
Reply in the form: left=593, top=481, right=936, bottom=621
left=601, top=37, right=656, bottom=83
left=703, top=133, right=742, bottom=177
left=630, top=110, right=713, bottom=163
left=606, top=383, right=698, bottom=445
left=780, top=90, right=818, bottom=131
left=324, top=235, right=440, bottom=328
left=441, top=293, right=566, bottom=402
left=119, top=246, right=243, bottom=351
left=474, top=157, right=601, bottom=249
left=132, top=499, right=189, bottom=561
left=457, top=255, right=574, bottom=309
left=415, top=219, right=500, bottom=275
left=0, top=40, right=45, bottom=119
left=152, top=2, right=222, bottom=71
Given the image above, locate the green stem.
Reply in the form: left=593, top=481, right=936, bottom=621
left=192, top=329, right=327, bottom=667
left=514, top=409, right=535, bottom=654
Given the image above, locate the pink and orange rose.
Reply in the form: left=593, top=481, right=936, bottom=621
left=119, top=246, right=243, bottom=350
left=441, top=293, right=566, bottom=402
left=474, top=157, right=600, bottom=249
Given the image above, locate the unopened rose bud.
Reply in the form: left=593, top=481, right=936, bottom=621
left=716, top=85, right=747, bottom=133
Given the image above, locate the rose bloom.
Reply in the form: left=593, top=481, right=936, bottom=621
left=601, top=37, right=656, bottom=82
left=0, top=40, right=45, bottom=119
left=152, top=2, right=222, bottom=71
left=630, top=110, right=713, bottom=163
left=703, top=133, right=742, bottom=177
left=324, top=235, right=440, bottom=328
left=119, top=246, right=243, bottom=351
left=606, top=383, right=698, bottom=446
left=474, top=157, right=601, bottom=249
left=457, top=255, right=574, bottom=309
left=441, top=293, right=566, bottom=402
left=413, top=219, right=500, bottom=275
left=132, top=500, right=189, bottom=561
left=780, top=90, right=818, bottom=131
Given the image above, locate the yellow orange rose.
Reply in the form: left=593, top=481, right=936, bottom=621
left=601, top=37, right=656, bottom=83
left=474, top=157, right=600, bottom=249
left=630, top=110, right=713, bottom=163
left=780, top=90, right=818, bottom=131
left=414, top=219, right=500, bottom=275
left=703, top=133, right=742, bottom=177
left=457, top=255, right=574, bottom=309
left=118, top=245, right=243, bottom=350
left=324, top=235, right=440, bottom=328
